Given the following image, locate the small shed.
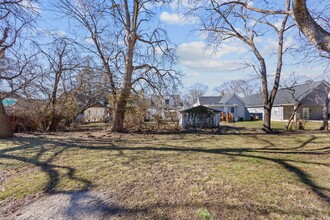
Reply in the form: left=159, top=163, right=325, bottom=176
left=179, top=105, right=221, bottom=129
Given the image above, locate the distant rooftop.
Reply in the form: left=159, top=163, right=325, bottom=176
left=244, top=80, right=330, bottom=107
left=198, top=93, right=239, bottom=105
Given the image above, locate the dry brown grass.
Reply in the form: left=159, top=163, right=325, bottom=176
left=0, top=130, right=329, bottom=219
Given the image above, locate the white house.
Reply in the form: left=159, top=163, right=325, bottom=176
left=83, top=104, right=109, bottom=123
left=194, top=93, right=248, bottom=121
left=146, top=95, right=183, bottom=121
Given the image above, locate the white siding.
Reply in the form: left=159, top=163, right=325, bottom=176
left=84, top=107, right=107, bottom=122
left=226, top=96, right=247, bottom=120
left=246, top=107, right=264, bottom=120
left=247, top=106, right=285, bottom=121
left=271, top=106, right=284, bottom=121
left=180, top=113, right=220, bottom=129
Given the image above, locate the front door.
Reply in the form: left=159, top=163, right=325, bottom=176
left=303, top=108, right=309, bottom=120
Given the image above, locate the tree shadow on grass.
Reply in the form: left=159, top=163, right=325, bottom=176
left=0, top=133, right=329, bottom=217
left=0, top=137, right=145, bottom=219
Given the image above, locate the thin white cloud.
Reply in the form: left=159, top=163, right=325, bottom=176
left=85, top=37, right=94, bottom=44
left=247, top=1, right=254, bottom=7
left=159, top=12, right=196, bottom=25
left=178, top=41, right=247, bottom=72
left=186, top=72, right=200, bottom=77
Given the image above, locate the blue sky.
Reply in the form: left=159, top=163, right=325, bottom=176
left=35, top=0, right=329, bottom=95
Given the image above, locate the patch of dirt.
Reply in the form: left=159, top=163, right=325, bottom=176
left=1, top=191, right=124, bottom=220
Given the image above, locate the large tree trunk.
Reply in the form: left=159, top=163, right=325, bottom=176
left=0, top=100, right=13, bottom=138
left=110, top=0, right=137, bottom=133
left=292, top=0, right=330, bottom=52
left=111, top=92, right=129, bottom=132
left=111, top=43, right=134, bottom=132
left=48, top=109, right=59, bottom=131
left=320, top=95, right=329, bottom=130
left=261, top=3, right=289, bottom=133
left=111, top=62, right=133, bottom=132
left=48, top=69, right=60, bottom=131
left=263, top=104, right=272, bottom=132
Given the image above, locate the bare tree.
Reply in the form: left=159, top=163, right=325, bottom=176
left=192, top=0, right=292, bottom=132
left=283, top=75, right=313, bottom=130
left=34, top=38, right=80, bottom=131
left=57, top=0, right=180, bottom=132
left=73, top=64, right=110, bottom=122
left=289, top=1, right=330, bottom=77
left=214, top=80, right=257, bottom=98
left=0, top=0, right=39, bottom=138
left=292, top=0, right=330, bottom=52
left=314, top=83, right=330, bottom=130
left=182, top=83, right=208, bottom=107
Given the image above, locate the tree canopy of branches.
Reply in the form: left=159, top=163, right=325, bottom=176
left=214, top=80, right=257, bottom=98
left=0, top=0, right=39, bottom=138
left=57, top=0, right=180, bottom=132
left=182, top=83, right=208, bottom=107
left=33, top=38, right=81, bottom=131
left=192, top=0, right=292, bottom=132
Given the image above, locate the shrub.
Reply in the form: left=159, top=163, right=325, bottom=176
left=197, top=208, right=214, bottom=220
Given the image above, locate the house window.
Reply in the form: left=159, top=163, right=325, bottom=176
left=303, top=108, right=309, bottom=120
left=165, top=99, right=170, bottom=105
left=274, top=107, right=279, bottom=115
left=230, top=107, right=235, bottom=113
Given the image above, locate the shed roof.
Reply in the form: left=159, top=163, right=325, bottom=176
left=180, top=105, right=221, bottom=114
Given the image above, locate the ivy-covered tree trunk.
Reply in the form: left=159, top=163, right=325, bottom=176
left=0, top=100, right=13, bottom=138
left=111, top=0, right=136, bottom=132
left=111, top=91, right=130, bottom=132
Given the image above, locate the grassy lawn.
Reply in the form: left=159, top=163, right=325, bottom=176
left=0, top=131, right=329, bottom=219
left=223, top=120, right=324, bottom=131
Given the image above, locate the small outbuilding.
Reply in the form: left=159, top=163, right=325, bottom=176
left=179, top=105, right=221, bottom=129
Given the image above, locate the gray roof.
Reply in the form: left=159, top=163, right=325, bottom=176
left=180, top=105, right=221, bottom=113
left=219, top=94, right=233, bottom=104
left=198, top=94, right=239, bottom=105
left=244, top=80, right=329, bottom=107
left=198, top=96, right=222, bottom=105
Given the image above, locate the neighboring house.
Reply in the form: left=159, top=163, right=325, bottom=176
left=244, top=80, right=330, bottom=121
left=179, top=105, right=221, bottom=129
left=194, top=93, right=248, bottom=121
left=75, top=94, right=110, bottom=123
left=82, top=103, right=110, bottom=123
left=146, top=95, right=183, bottom=121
